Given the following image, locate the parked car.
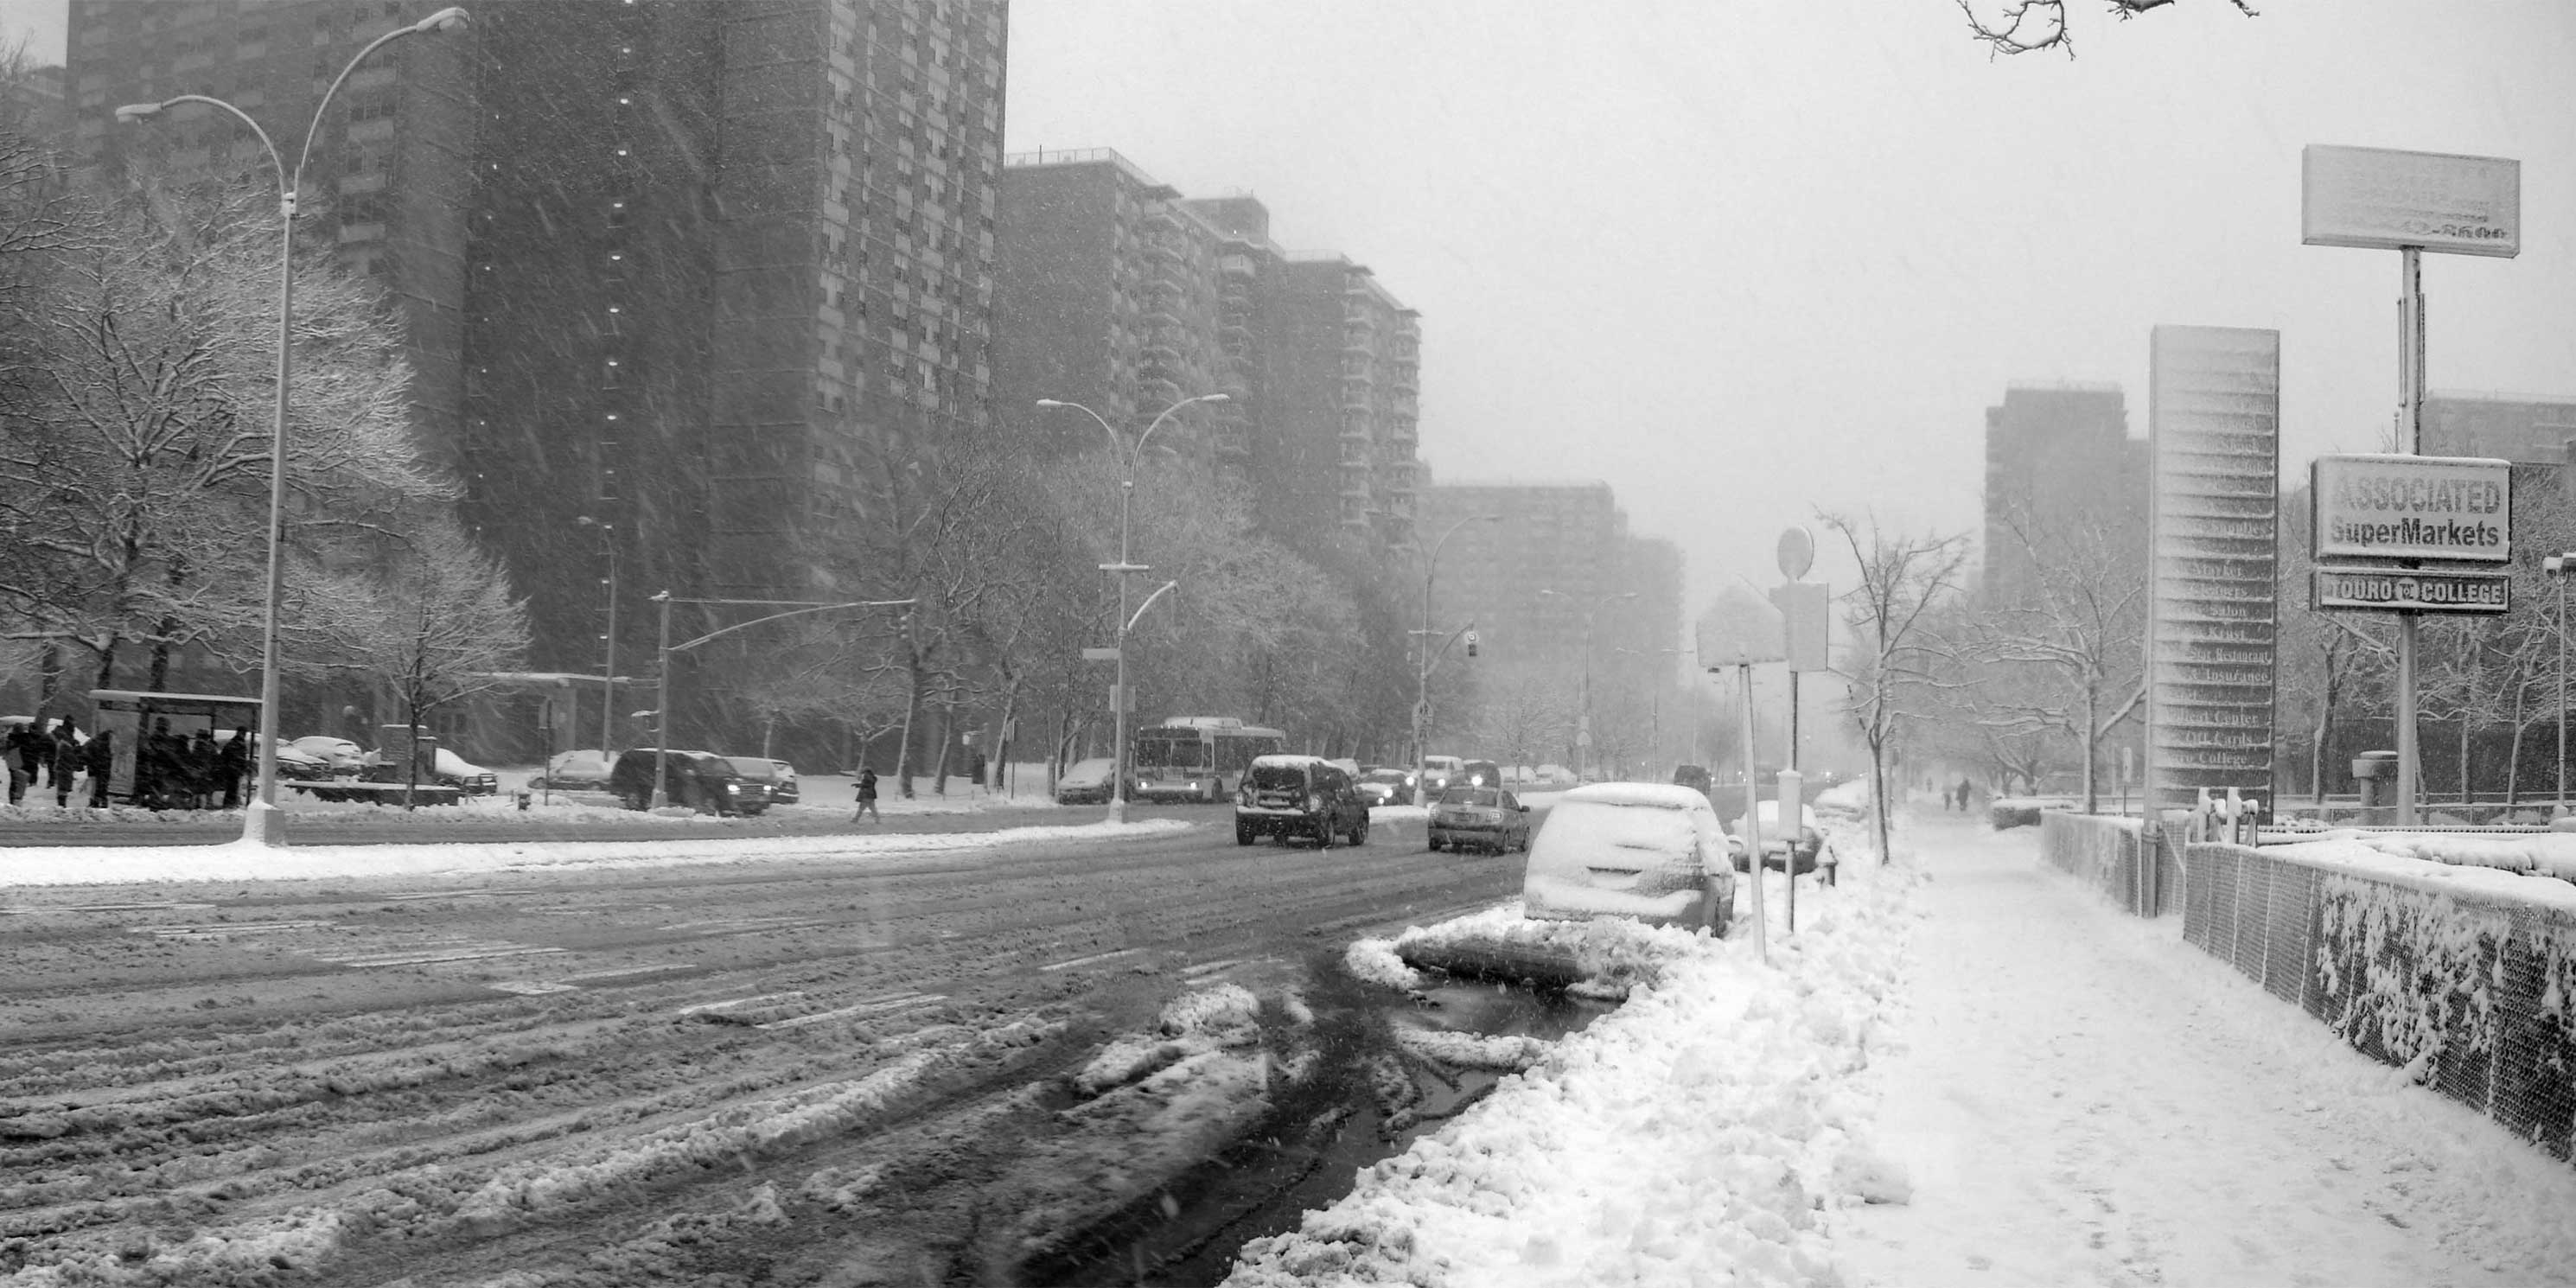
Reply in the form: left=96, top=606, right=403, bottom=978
left=1671, top=763, right=1712, bottom=795
left=1234, top=754, right=1370, bottom=848
left=530, top=748, right=613, bottom=791
left=722, top=756, right=799, bottom=804
left=607, top=749, right=771, bottom=816
left=1428, top=785, right=1531, bottom=854
left=289, top=735, right=374, bottom=775
left=1728, top=800, right=1831, bottom=877
left=1521, top=781, right=1734, bottom=933
left=430, top=748, right=501, bottom=794
left=270, top=738, right=334, bottom=782
left=1355, top=768, right=1416, bottom=807
left=1419, top=755, right=1466, bottom=794
left=1458, top=759, right=1504, bottom=788
left=1055, top=756, right=1118, bottom=805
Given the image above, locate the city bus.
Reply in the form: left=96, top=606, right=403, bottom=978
left=1131, top=716, right=1285, bottom=803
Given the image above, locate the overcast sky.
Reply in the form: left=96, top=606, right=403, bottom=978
left=1003, top=0, right=2576, bottom=607
left=10, top=1, right=2573, bottom=611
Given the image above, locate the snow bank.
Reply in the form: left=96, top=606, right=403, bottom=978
left=1231, top=865, right=1917, bottom=1286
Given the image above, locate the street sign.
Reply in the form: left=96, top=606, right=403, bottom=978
left=2313, top=565, right=2510, bottom=615
left=2311, top=454, right=2512, bottom=564
left=2301, top=144, right=2520, bottom=259
left=1081, top=647, right=1120, bottom=661
left=1776, top=526, right=1814, bottom=582
left=1107, top=683, right=1135, bottom=712
left=1697, top=585, right=1785, bottom=667
left=1769, top=582, right=1831, bottom=673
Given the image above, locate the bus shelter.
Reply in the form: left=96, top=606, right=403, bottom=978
left=90, top=689, right=262, bottom=805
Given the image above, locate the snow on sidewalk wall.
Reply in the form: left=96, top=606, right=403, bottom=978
left=2187, top=838, right=2576, bottom=1165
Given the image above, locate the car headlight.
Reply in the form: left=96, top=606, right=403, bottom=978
left=1306, top=794, right=1322, bottom=812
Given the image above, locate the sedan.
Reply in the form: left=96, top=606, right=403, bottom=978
left=1355, top=768, right=1415, bottom=807
left=269, top=739, right=335, bottom=782
left=432, top=748, right=501, bottom=794
left=288, top=736, right=373, bottom=775
left=722, top=756, right=800, bottom=805
left=1728, top=800, right=1833, bottom=877
left=1054, top=757, right=1117, bottom=805
left=1427, top=786, right=1532, bottom=855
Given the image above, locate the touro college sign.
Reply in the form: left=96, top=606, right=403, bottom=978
left=2311, top=454, right=2512, bottom=564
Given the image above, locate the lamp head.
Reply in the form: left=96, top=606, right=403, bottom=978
left=412, top=7, right=470, bottom=35
left=113, top=102, right=166, bottom=124
left=1036, top=399, right=1066, bottom=408
left=2552, top=555, right=2566, bottom=576
left=1200, top=392, right=1231, bottom=404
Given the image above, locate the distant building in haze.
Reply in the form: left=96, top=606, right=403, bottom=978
left=2420, top=390, right=2576, bottom=466
left=1981, top=381, right=2146, bottom=596
left=993, top=148, right=1420, bottom=555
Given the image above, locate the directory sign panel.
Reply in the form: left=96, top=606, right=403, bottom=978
left=2301, top=144, right=2520, bottom=258
left=2143, top=326, right=2280, bottom=817
left=2313, top=565, right=2510, bottom=615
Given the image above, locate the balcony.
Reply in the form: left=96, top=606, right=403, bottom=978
left=1341, top=479, right=1374, bottom=501
left=1342, top=366, right=1376, bottom=386
left=1390, top=393, right=1417, bottom=417
left=1220, top=254, right=1258, bottom=279
left=1342, top=308, right=1376, bottom=329
left=1390, top=367, right=1419, bottom=395
left=1343, top=396, right=1375, bottom=416
left=1340, top=418, right=1372, bottom=441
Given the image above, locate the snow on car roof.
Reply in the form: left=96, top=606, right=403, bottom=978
left=1559, top=781, right=1712, bottom=810
left=1248, top=754, right=1333, bottom=769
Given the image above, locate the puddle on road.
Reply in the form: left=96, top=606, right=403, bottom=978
left=1029, top=948, right=1616, bottom=1286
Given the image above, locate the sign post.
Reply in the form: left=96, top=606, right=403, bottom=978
left=1769, top=526, right=1830, bottom=932
left=1697, top=586, right=1783, bottom=963
left=2304, top=143, right=2522, bottom=825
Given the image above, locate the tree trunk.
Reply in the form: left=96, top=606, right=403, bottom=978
left=1865, top=724, right=1892, bottom=864
left=2506, top=681, right=2528, bottom=805
left=894, top=660, right=921, bottom=799
left=2081, top=679, right=2100, bottom=814
left=931, top=696, right=955, bottom=797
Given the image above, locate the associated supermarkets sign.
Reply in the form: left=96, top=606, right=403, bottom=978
left=2301, top=144, right=2520, bottom=258
left=2313, top=565, right=2510, bottom=615
left=2311, top=454, right=2511, bottom=564
left=2144, top=325, right=2280, bottom=818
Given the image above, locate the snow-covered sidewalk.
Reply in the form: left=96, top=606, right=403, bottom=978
left=1835, top=811, right=2576, bottom=1287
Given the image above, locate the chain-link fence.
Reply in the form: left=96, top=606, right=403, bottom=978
left=2037, top=813, right=2182, bottom=917
left=2184, top=841, right=2576, bottom=1165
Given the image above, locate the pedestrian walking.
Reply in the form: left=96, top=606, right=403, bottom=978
left=187, top=730, right=219, bottom=809
left=851, top=765, right=881, bottom=822
left=83, top=728, right=113, bottom=807
left=1955, top=777, right=1973, bottom=813
left=49, top=717, right=81, bottom=807
left=15, top=716, right=49, bottom=796
left=141, top=717, right=184, bottom=810
left=3, top=718, right=35, bottom=804
left=219, top=726, right=250, bottom=808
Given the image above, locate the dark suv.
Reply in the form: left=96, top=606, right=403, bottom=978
left=608, top=749, right=772, bottom=816
left=1234, top=755, right=1370, bottom=848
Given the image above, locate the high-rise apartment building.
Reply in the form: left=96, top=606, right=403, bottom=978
left=68, top=0, right=1007, bottom=696
left=2421, top=390, right=2576, bottom=466
left=1981, top=381, right=2146, bottom=595
left=1417, top=480, right=1661, bottom=673
left=993, top=149, right=1419, bottom=554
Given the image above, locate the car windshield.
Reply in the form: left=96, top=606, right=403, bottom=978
left=1438, top=787, right=1502, bottom=807
left=723, top=757, right=771, bottom=777
left=1361, top=771, right=1410, bottom=786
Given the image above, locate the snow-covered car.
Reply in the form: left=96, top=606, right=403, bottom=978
left=1521, top=781, right=1733, bottom=933
left=288, top=735, right=373, bottom=775
left=1234, top=754, right=1369, bottom=848
left=722, top=756, right=799, bottom=804
left=1727, top=800, right=1831, bottom=877
left=1055, top=756, right=1117, bottom=805
left=432, top=748, right=501, bottom=795
left=1355, top=768, right=1415, bottom=807
left=1427, top=785, right=1530, bottom=854
left=269, top=738, right=333, bottom=781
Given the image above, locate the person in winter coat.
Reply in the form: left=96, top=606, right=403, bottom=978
left=140, top=717, right=185, bottom=810
left=851, top=765, right=881, bottom=822
left=187, top=730, right=219, bottom=809
left=83, top=729, right=113, bottom=807
left=14, top=717, right=48, bottom=795
left=3, top=720, right=34, bottom=803
left=219, top=726, right=250, bottom=808
left=49, top=717, right=81, bottom=807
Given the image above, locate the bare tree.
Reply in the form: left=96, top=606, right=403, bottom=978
left=1948, top=506, right=2147, bottom=813
left=1822, top=510, right=1971, bottom=861
left=1958, top=0, right=2257, bottom=57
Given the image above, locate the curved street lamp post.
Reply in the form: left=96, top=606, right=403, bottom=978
left=117, top=7, right=470, bottom=845
left=1413, top=514, right=1501, bottom=806
left=1540, top=587, right=1637, bottom=783
left=1037, top=393, right=1228, bottom=824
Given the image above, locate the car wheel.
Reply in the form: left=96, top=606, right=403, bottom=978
left=1350, top=815, right=1368, bottom=846
left=1314, top=815, right=1335, bottom=850
left=1427, top=833, right=1444, bottom=852
left=1236, top=821, right=1255, bottom=846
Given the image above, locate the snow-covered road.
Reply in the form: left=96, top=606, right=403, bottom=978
left=1836, top=812, right=2576, bottom=1288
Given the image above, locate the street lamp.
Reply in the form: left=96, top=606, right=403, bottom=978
left=577, top=516, right=618, bottom=757
left=2548, top=552, right=2576, bottom=817
left=1413, top=513, right=1502, bottom=806
left=1616, top=645, right=1680, bottom=777
left=1038, top=392, right=1229, bottom=824
left=1540, top=588, right=1637, bottom=783
left=118, top=7, right=470, bottom=846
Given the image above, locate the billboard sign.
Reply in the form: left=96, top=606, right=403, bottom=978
left=2313, top=565, right=2510, bottom=615
left=2144, top=325, right=2280, bottom=817
left=2310, top=454, right=2511, bottom=564
left=2301, top=144, right=2520, bottom=258
left=1696, top=585, right=1784, bottom=667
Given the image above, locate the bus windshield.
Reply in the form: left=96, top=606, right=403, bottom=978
left=1134, top=732, right=1209, bottom=770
